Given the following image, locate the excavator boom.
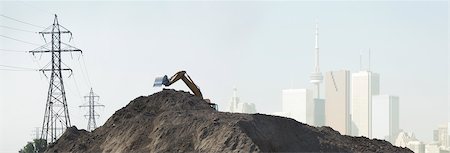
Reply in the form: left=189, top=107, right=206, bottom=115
left=153, top=71, right=217, bottom=110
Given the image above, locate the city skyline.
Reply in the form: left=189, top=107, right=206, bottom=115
left=0, top=1, right=447, bottom=152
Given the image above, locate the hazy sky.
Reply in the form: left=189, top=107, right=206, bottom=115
left=0, top=1, right=448, bottom=152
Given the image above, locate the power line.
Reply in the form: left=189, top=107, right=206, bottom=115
left=0, top=68, right=37, bottom=71
left=81, top=55, right=92, bottom=86
left=28, top=54, right=46, bottom=79
left=72, top=38, right=92, bottom=88
left=0, top=49, right=29, bottom=53
left=71, top=73, right=86, bottom=103
left=0, top=64, right=37, bottom=70
left=75, top=59, right=91, bottom=89
left=77, top=55, right=92, bottom=87
left=0, top=34, right=41, bottom=46
left=0, top=25, right=37, bottom=33
left=0, top=14, right=46, bottom=29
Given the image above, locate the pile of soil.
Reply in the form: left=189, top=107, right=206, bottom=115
left=45, top=89, right=412, bottom=153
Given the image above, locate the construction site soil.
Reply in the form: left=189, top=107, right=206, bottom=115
left=46, top=89, right=412, bottom=153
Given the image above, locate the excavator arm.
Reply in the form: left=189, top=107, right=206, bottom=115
left=164, top=71, right=203, bottom=99
left=153, top=71, right=218, bottom=110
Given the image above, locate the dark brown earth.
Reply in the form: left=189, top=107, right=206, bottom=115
left=45, top=89, right=412, bottom=153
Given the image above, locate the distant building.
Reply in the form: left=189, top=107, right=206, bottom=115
left=351, top=71, right=380, bottom=138
left=395, top=131, right=424, bottom=153
left=433, top=124, right=449, bottom=148
left=313, top=98, right=325, bottom=126
left=372, top=95, right=400, bottom=143
left=425, top=143, right=450, bottom=153
left=426, top=143, right=440, bottom=153
left=228, top=88, right=256, bottom=114
left=324, top=70, right=351, bottom=135
left=408, top=141, right=425, bottom=153
left=395, top=131, right=414, bottom=147
left=280, top=89, right=313, bottom=124
left=272, top=112, right=290, bottom=118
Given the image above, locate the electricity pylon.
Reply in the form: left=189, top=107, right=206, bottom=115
left=80, top=88, right=104, bottom=131
left=29, top=14, right=82, bottom=143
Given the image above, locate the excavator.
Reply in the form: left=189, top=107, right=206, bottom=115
left=153, top=71, right=218, bottom=110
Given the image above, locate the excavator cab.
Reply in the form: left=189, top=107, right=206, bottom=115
left=153, top=71, right=218, bottom=110
left=204, top=99, right=218, bottom=110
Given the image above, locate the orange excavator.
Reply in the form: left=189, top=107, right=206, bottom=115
left=153, top=71, right=218, bottom=110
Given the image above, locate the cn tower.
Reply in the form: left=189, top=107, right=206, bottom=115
left=310, top=21, right=323, bottom=99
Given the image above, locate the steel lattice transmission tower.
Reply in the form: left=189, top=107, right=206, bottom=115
left=29, top=14, right=82, bottom=143
left=79, top=88, right=104, bottom=131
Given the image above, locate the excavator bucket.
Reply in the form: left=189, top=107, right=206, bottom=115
left=153, top=75, right=169, bottom=87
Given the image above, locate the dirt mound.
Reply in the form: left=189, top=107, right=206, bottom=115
left=46, top=89, right=412, bottom=153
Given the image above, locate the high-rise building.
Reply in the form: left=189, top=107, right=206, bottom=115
left=324, top=70, right=351, bottom=135
left=351, top=71, right=380, bottom=138
left=425, top=143, right=449, bottom=153
left=229, top=88, right=257, bottom=114
left=407, top=141, right=425, bottom=153
left=313, top=99, right=325, bottom=126
left=372, top=95, right=400, bottom=143
left=433, top=124, right=449, bottom=148
left=281, top=89, right=313, bottom=124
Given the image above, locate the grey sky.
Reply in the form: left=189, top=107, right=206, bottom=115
left=0, top=1, right=448, bottom=152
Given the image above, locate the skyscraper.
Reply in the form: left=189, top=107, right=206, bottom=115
left=433, top=124, right=449, bottom=148
left=372, top=95, right=400, bottom=143
left=351, top=71, right=379, bottom=138
left=281, top=89, right=313, bottom=124
left=325, top=70, right=351, bottom=135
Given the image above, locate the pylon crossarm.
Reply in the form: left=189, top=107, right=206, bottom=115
left=29, top=49, right=82, bottom=53
left=39, top=68, right=72, bottom=71
left=39, top=31, right=71, bottom=34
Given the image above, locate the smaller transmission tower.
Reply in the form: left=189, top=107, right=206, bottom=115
left=79, top=88, right=104, bottom=131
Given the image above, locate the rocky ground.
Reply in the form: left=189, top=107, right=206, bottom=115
left=45, top=89, right=412, bottom=153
